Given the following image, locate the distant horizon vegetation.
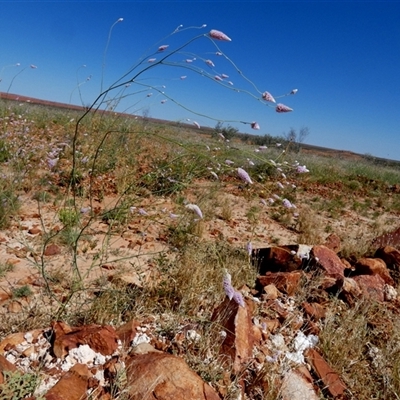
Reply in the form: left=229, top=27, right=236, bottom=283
left=1, top=89, right=399, bottom=168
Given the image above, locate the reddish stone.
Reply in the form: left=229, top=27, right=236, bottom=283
left=257, top=271, right=303, bottom=296
left=211, top=296, right=254, bottom=374
left=125, top=352, right=220, bottom=400
left=324, top=233, right=341, bottom=253
left=311, top=245, right=346, bottom=286
left=52, top=323, right=119, bottom=359
left=340, top=277, right=362, bottom=306
left=305, top=348, right=347, bottom=398
left=302, top=302, right=326, bottom=320
left=372, top=227, right=400, bottom=250
left=44, top=363, right=91, bottom=400
left=115, top=319, right=141, bottom=348
left=252, top=246, right=303, bottom=274
left=354, top=257, right=394, bottom=286
left=375, top=246, right=400, bottom=270
left=353, top=274, right=385, bottom=302
left=44, top=244, right=61, bottom=256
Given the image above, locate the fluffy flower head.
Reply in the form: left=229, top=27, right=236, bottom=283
left=209, top=29, right=232, bottom=41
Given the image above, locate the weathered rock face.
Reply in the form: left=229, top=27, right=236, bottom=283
left=256, top=271, right=303, bottom=296
left=211, top=296, right=254, bottom=374
left=125, top=351, right=220, bottom=400
left=353, top=257, right=394, bottom=286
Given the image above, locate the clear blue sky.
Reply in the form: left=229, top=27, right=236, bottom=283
left=1, top=1, right=400, bottom=160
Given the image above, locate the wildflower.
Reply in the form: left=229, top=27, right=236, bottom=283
left=169, top=213, right=180, bottom=219
left=237, top=167, right=253, bottom=184
left=223, top=271, right=235, bottom=300
left=209, top=29, right=232, bottom=42
left=246, top=242, right=253, bottom=256
left=47, top=158, right=58, bottom=169
left=205, top=59, right=215, bottom=67
left=282, top=199, right=295, bottom=209
left=218, top=132, right=225, bottom=140
left=225, top=159, right=234, bottom=165
left=185, top=203, right=203, bottom=219
left=138, top=208, right=148, bottom=216
left=117, top=18, right=124, bottom=22
left=210, top=171, right=219, bottom=179
left=146, top=93, right=153, bottom=97
left=147, top=58, right=156, bottom=63
left=129, top=206, right=137, bottom=213
left=248, top=160, right=255, bottom=166
left=290, top=88, right=298, bottom=95
left=216, top=51, right=223, bottom=56
left=276, top=143, right=282, bottom=147
left=254, top=149, right=260, bottom=153
left=80, top=207, right=91, bottom=214
left=30, top=64, right=37, bottom=69
left=260, top=199, right=267, bottom=205
left=158, top=45, right=169, bottom=52
left=185, top=58, right=195, bottom=63
left=214, top=75, right=223, bottom=81
left=259, top=145, right=268, bottom=150
left=262, top=91, right=276, bottom=103
left=277, top=182, right=284, bottom=189
left=228, top=81, right=234, bottom=85
left=193, top=121, right=200, bottom=128
left=276, top=103, right=293, bottom=113
left=180, top=76, right=187, bottom=80
left=296, top=165, right=309, bottom=173
left=268, top=198, right=275, bottom=204
left=281, top=173, right=287, bottom=180
left=161, top=99, right=167, bottom=104
left=221, top=73, right=229, bottom=78
left=251, top=122, right=260, bottom=130
left=233, top=291, right=245, bottom=307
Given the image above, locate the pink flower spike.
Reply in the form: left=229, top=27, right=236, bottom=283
left=185, top=204, right=203, bottom=219
left=209, top=29, right=232, bottom=42
left=158, top=45, right=169, bottom=52
left=276, top=103, right=293, bottom=113
left=205, top=59, right=215, bottom=67
left=221, top=73, right=229, bottom=79
left=290, top=89, right=298, bottom=95
left=214, top=75, right=223, bottom=81
left=193, top=121, right=200, bottom=129
left=180, top=76, right=187, bottom=80
left=251, top=122, right=260, bottom=130
left=161, top=99, right=167, bottom=104
left=246, top=242, right=253, bottom=256
left=237, top=167, right=253, bottom=184
left=148, top=58, right=156, bottom=63
left=147, top=93, right=153, bottom=97
left=262, top=91, right=276, bottom=103
left=216, top=51, right=223, bottom=56
left=30, top=64, right=37, bottom=69
left=296, top=165, right=309, bottom=173
left=233, top=291, right=245, bottom=307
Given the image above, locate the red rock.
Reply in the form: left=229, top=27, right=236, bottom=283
left=257, top=271, right=302, bottom=296
left=211, top=296, right=254, bottom=374
left=52, top=323, right=119, bottom=359
left=375, top=246, right=400, bottom=270
left=44, top=363, right=91, bottom=400
left=252, top=246, right=303, bottom=274
left=354, top=257, right=394, bottom=285
left=302, top=302, right=326, bottom=320
left=125, top=352, right=220, bottom=400
left=305, top=348, right=347, bottom=397
left=311, top=245, right=346, bottom=286
left=115, top=319, right=141, bottom=348
left=372, top=227, right=400, bottom=249
left=0, top=332, right=25, bottom=354
left=353, top=274, right=385, bottom=302
left=324, top=233, right=341, bottom=253
left=44, top=244, right=61, bottom=256
left=262, top=283, right=280, bottom=300
left=340, top=277, right=362, bottom=306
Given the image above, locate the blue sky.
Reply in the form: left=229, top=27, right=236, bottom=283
left=1, top=1, right=400, bottom=160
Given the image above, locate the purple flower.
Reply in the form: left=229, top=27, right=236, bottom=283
left=209, top=29, right=232, bottom=42
left=214, top=75, right=223, bottom=81
left=277, top=182, right=284, bottom=189
left=47, top=158, right=58, bottom=169
left=262, top=91, right=276, bottom=103
left=276, top=104, right=293, bottom=113
left=221, top=73, right=229, bottom=78
left=138, top=208, right=148, bottom=216
left=246, top=242, right=253, bottom=256
left=223, top=272, right=235, bottom=300
left=205, top=59, right=215, bottom=67
left=225, top=159, right=234, bottom=165
left=148, top=58, right=156, bottom=63
left=251, top=122, right=260, bottom=130
left=193, top=121, right=200, bottom=129
left=158, top=45, right=169, bottom=52
left=185, top=204, right=203, bottom=219
left=290, top=89, right=298, bottom=95
left=233, top=291, right=245, bottom=307
left=180, top=76, right=187, bottom=80
left=282, top=199, right=295, bottom=209
left=237, top=168, right=253, bottom=184
left=296, top=165, right=309, bottom=173
left=30, top=64, right=37, bottom=69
